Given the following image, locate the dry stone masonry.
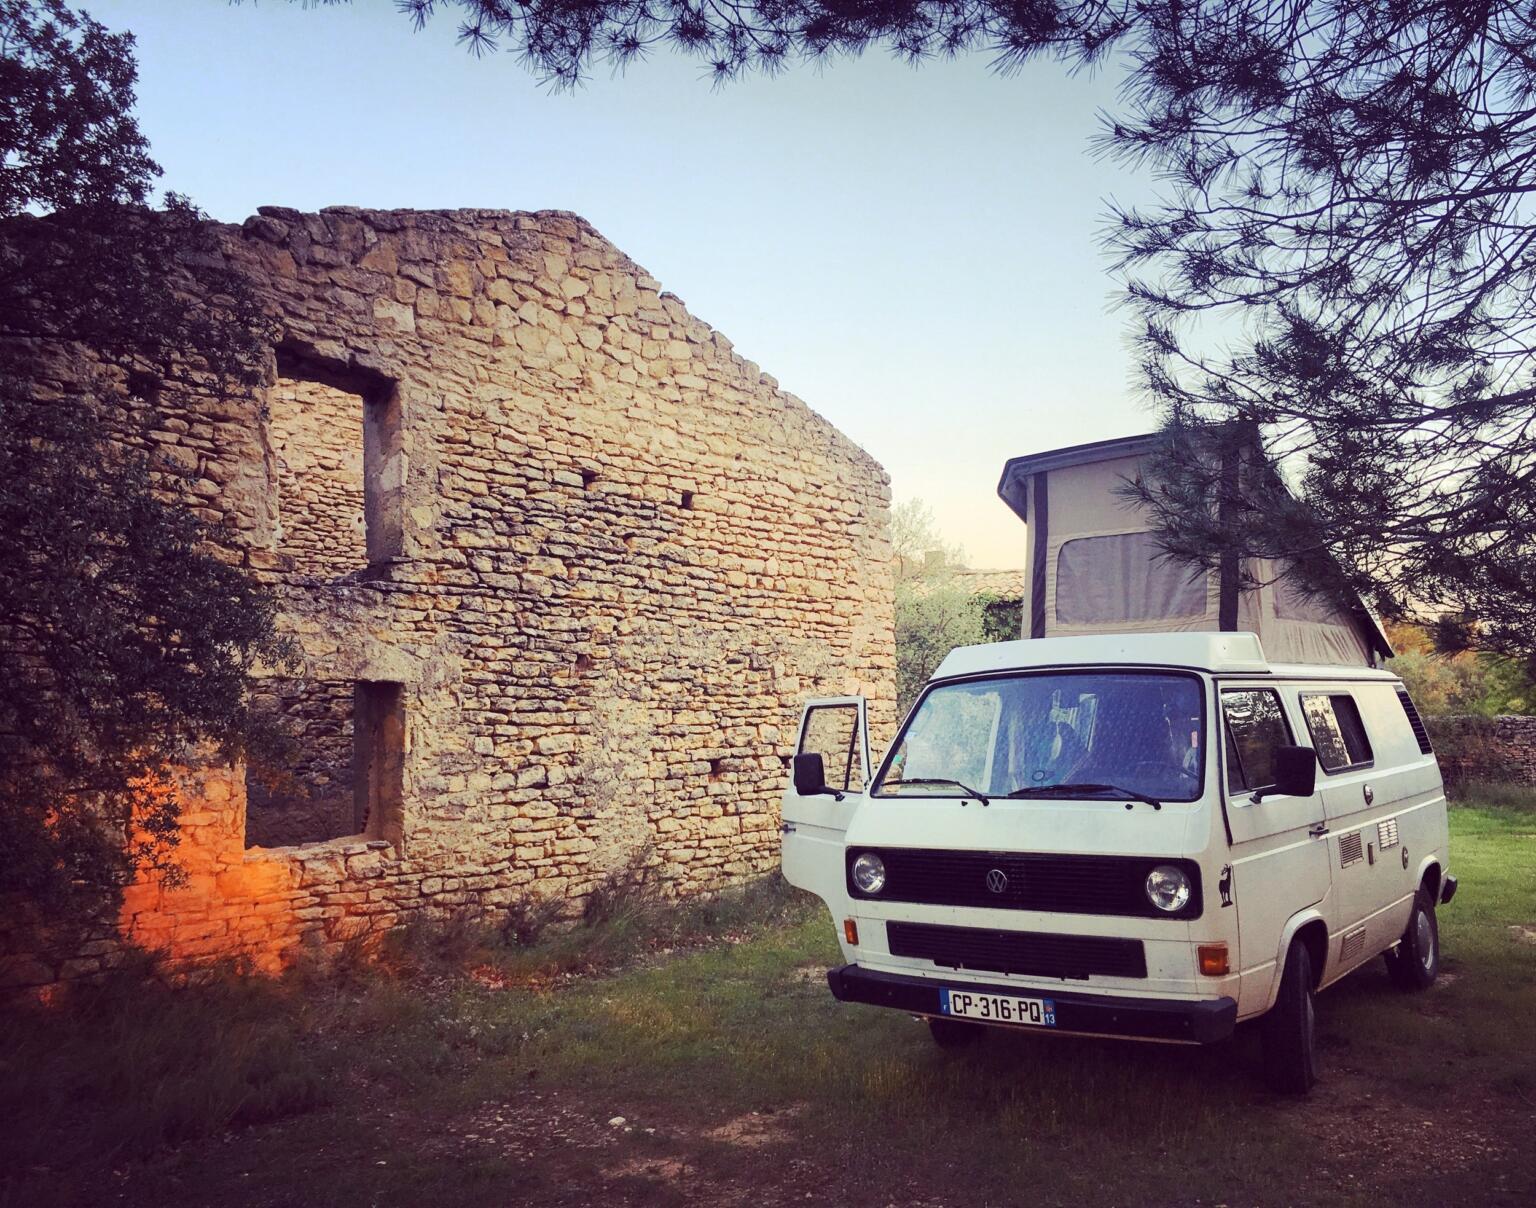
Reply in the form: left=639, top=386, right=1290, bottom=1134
left=244, top=677, right=358, bottom=848
left=267, top=378, right=369, bottom=579
left=1424, top=715, right=1536, bottom=788
left=2, top=207, right=894, bottom=991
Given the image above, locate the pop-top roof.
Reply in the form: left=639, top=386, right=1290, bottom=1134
left=997, top=433, right=1160, bottom=525
left=989, top=430, right=1400, bottom=663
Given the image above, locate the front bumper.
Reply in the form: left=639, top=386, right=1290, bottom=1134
left=827, top=964, right=1237, bottom=1045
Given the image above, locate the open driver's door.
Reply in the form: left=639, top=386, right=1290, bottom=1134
left=781, top=697, right=870, bottom=906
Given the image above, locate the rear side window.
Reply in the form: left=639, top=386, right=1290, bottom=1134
left=1222, top=689, right=1292, bottom=794
left=1396, top=688, right=1434, bottom=754
left=1300, top=694, right=1374, bottom=772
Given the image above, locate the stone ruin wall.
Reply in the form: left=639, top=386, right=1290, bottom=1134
left=1424, top=715, right=1536, bottom=788
left=1, top=206, right=895, bottom=991
left=267, top=379, right=369, bottom=578
left=243, top=677, right=358, bottom=849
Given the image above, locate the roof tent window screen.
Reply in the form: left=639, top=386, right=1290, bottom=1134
left=1055, top=531, right=1208, bottom=625
left=1273, top=574, right=1338, bottom=623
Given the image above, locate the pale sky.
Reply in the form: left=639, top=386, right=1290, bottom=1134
left=92, top=0, right=1164, bottom=569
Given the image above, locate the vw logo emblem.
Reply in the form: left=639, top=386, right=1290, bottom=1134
left=986, top=868, right=1009, bottom=894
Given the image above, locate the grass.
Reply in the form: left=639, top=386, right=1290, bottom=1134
left=4, top=795, right=1535, bottom=1206
left=0, top=963, right=332, bottom=1175
left=1324, top=799, right=1536, bottom=1090
left=1448, top=778, right=1536, bottom=811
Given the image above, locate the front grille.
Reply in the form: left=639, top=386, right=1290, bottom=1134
left=848, top=848, right=1202, bottom=919
left=886, top=921, right=1147, bottom=980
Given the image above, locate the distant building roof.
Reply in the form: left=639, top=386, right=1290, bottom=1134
left=952, top=568, right=1029, bottom=599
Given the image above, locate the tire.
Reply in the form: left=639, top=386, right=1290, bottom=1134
left=1384, top=888, right=1440, bottom=991
left=928, top=1017, right=983, bottom=1049
left=1261, top=941, right=1320, bottom=1094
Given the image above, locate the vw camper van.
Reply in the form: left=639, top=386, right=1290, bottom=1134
left=781, top=632, right=1455, bottom=1092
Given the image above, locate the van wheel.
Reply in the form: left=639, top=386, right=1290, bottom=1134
left=1384, top=889, right=1439, bottom=991
left=1261, top=941, right=1320, bottom=1094
left=928, top=1017, right=983, bottom=1049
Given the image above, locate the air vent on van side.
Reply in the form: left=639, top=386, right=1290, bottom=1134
left=1378, top=818, right=1400, bottom=849
left=1339, top=831, right=1364, bottom=868
left=1396, top=688, right=1434, bottom=755
left=1340, top=924, right=1368, bottom=964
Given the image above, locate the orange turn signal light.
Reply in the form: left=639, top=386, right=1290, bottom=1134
left=1198, top=943, right=1230, bottom=977
left=843, top=918, right=859, bottom=945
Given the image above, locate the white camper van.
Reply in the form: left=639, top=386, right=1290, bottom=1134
left=781, top=634, right=1454, bottom=1092
left=782, top=438, right=1455, bottom=1093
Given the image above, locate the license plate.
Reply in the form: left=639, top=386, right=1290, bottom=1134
left=940, top=987, right=1056, bottom=1027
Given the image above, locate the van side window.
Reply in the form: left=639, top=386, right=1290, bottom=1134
left=799, top=703, right=864, bottom=793
left=1300, top=693, right=1374, bottom=772
left=1221, top=689, right=1291, bottom=794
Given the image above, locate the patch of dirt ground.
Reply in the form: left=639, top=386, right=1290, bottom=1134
left=17, top=1071, right=1529, bottom=1208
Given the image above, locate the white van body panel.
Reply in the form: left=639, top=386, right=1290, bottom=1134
left=1253, top=906, right=1331, bottom=1015
left=782, top=697, right=871, bottom=962
left=782, top=633, right=1450, bottom=1045
left=1218, top=677, right=1333, bottom=1018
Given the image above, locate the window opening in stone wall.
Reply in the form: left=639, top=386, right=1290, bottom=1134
left=245, top=678, right=357, bottom=847
left=354, top=681, right=406, bottom=847
left=244, top=678, right=406, bottom=849
left=680, top=490, right=695, bottom=510
left=268, top=354, right=402, bottom=579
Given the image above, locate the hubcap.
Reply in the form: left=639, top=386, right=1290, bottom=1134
left=1416, top=912, right=1434, bottom=969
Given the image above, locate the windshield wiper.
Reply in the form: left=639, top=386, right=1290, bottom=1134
left=1005, top=783, right=1162, bottom=810
left=881, top=777, right=991, bottom=806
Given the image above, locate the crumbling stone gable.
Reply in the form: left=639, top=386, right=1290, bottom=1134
left=1, top=207, right=894, bottom=989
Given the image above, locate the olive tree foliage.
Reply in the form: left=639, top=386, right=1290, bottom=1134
left=891, top=500, right=984, bottom=715
left=1385, top=623, right=1534, bottom=717
left=375, top=0, right=1536, bottom=667
left=0, top=0, right=289, bottom=917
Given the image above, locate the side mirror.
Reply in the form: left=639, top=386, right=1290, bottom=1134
left=1253, top=745, right=1317, bottom=802
left=792, top=753, right=844, bottom=801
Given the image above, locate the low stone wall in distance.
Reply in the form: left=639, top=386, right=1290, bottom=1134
left=1424, top=715, right=1536, bottom=788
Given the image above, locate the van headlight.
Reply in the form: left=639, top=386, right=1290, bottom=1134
left=1145, top=864, right=1191, bottom=913
left=851, top=852, right=886, bottom=894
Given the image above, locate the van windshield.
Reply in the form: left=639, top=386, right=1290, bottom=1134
left=872, top=672, right=1205, bottom=803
